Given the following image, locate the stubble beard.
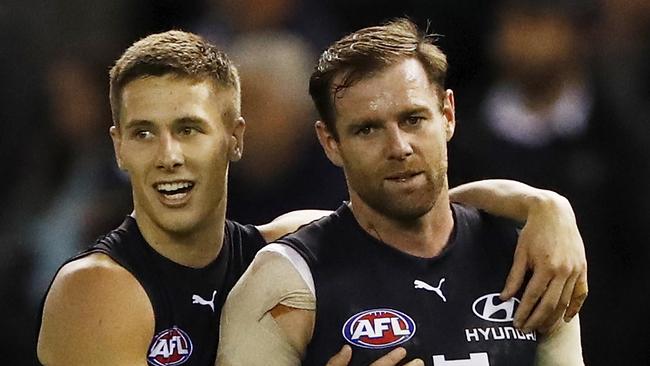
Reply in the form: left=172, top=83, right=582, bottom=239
left=354, top=168, right=447, bottom=223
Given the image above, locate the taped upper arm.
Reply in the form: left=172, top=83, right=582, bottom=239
left=217, top=249, right=315, bottom=366
left=37, top=253, right=154, bottom=366
left=535, top=315, right=584, bottom=366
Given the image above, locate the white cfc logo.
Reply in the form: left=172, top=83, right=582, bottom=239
left=433, top=352, right=489, bottom=365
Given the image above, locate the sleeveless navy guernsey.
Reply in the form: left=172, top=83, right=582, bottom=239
left=280, top=203, right=537, bottom=366
left=37, top=216, right=266, bottom=366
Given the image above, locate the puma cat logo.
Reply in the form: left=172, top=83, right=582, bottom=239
left=414, top=279, right=447, bottom=302
left=192, top=290, right=217, bottom=312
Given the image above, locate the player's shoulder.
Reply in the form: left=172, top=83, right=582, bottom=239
left=225, top=219, right=266, bottom=246
left=42, top=252, right=153, bottom=321
left=247, top=247, right=296, bottom=275
left=265, top=207, right=351, bottom=269
left=282, top=208, right=346, bottom=241
left=53, top=252, right=137, bottom=287
left=452, top=203, right=521, bottom=255
left=38, top=253, right=154, bottom=364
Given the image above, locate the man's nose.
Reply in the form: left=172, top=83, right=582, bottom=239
left=156, top=132, right=184, bottom=170
left=386, top=124, right=413, bottom=160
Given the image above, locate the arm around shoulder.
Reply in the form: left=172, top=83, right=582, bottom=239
left=451, top=179, right=588, bottom=332
left=37, top=253, right=154, bottom=366
left=257, top=210, right=332, bottom=242
left=449, top=179, right=573, bottom=222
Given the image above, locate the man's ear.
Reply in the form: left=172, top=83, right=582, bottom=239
left=443, top=89, right=456, bottom=142
left=229, top=117, right=245, bottom=162
left=315, top=120, right=343, bottom=167
left=109, top=125, right=126, bottom=171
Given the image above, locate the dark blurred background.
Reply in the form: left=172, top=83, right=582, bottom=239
left=1, top=0, right=648, bottom=363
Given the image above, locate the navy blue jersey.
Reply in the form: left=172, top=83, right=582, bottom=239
left=280, top=203, right=537, bottom=366
left=37, top=216, right=266, bottom=366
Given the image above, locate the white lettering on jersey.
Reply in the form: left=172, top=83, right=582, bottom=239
left=464, top=327, right=536, bottom=342
left=432, top=352, right=490, bottom=365
left=391, top=317, right=411, bottom=336
left=149, top=335, right=190, bottom=358
left=352, top=319, right=377, bottom=339
left=351, top=317, right=412, bottom=340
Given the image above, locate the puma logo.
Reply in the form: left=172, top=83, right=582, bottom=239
left=192, top=290, right=217, bottom=312
left=414, top=279, right=447, bottom=302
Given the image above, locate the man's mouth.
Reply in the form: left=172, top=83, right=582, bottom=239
left=385, top=171, right=423, bottom=182
left=154, top=180, right=195, bottom=201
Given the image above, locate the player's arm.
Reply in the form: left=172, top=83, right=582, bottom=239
left=216, top=249, right=314, bottom=366
left=535, top=316, right=584, bottom=365
left=216, top=249, right=422, bottom=366
left=256, top=210, right=331, bottom=242
left=449, top=179, right=588, bottom=332
left=37, top=253, right=154, bottom=366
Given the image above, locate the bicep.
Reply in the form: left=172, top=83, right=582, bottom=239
left=535, top=315, right=584, bottom=366
left=37, top=255, right=154, bottom=366
left=217, top=250, right=315, bottom=366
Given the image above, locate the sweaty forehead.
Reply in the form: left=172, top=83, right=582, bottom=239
left=333, top=59, right=437, bottom=119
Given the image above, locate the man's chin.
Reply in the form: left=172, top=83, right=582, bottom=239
left=368, top=195, right=436, bottom=222
left=383, top=204, right=434, bottom=222
left=155, top=213, right=202, bottom=236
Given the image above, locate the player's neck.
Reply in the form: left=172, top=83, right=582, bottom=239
left=133, top=201, right=226, bottom=269
left=349, top=189, right=454, bottom=258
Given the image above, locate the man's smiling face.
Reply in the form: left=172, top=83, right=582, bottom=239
left=111, top=74, right=243, bottom=236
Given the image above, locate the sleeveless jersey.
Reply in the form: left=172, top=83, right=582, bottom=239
left=280, top=203, right=537, bottom=366
left=37, top=216, right=266, bottom=366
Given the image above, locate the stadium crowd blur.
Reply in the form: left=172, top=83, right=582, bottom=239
left=0, top=0, right=647, bottom=364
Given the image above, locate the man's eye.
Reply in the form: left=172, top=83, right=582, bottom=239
left=405, top=116, right=424, bottom=126
left=134, top=130, right=152, bottom=139
left=180, top=127, right=197, bottom=136
left=357, top=126, right=374, bottom=135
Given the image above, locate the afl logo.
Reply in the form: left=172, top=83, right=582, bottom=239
left=147, top=327, right=193, bottom=366
left=342, top=308, right=416, bottom=349
left=472, top=293, right=520, bottom=323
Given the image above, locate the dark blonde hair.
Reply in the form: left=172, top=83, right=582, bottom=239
left=309, top=18, right=448, bottom=138
left=109, top=30, right=240, bottom=126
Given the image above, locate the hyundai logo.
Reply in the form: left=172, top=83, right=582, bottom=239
left=472, top=293, right=520, bottom=323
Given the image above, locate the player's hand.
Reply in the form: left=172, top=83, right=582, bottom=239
left=326, top=345, right=424, bottom=366
left=500, top=193, right=588, bottom=333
